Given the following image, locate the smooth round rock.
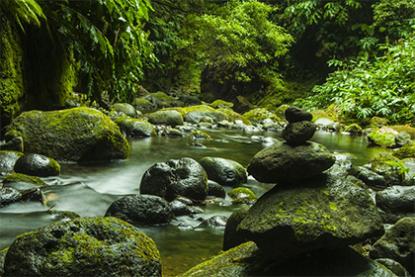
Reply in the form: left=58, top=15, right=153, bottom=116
left=147, top=110, right=184, bottom=127
left=14, top=153, right=60, bottom=177
left=207, top=180, right=226, bottom=198
left=228, top=187, right=256, bottom=205
left=198, top=215, right=228, bottom=229
left=105, top=194, right=173, bottom=225
left=112, top=103, right=137, bottom=117
left=4, top=217, right=162, bottom=276
left=199, top=157, right=247, bottom=187
left=282, top=121, right=316, bottom=146
left=285, top=107, right=312, bottom=123
left=376, top=186, right=415, bottom=213
left=247, top=141, right=336, bottom=183
left=140, top=157, right=208, bottom=201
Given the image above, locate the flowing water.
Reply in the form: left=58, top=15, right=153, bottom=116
left=0, top=129, right=387, bottom=275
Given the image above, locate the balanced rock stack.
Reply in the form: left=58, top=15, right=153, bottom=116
left=181, top=107, right=392, bottom=276
left=247, top=106, right=334, bottom=183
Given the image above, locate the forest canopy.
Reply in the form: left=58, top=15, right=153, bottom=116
left=0, top=0, right=414, bottom=125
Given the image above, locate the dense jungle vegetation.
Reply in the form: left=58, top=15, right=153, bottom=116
left=1, top=0, right=415, bottom=129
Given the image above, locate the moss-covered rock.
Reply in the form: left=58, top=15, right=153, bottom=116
left=180, top=242, right=394, bottom=277
left=242, top=108, right=282, bottom=124
left=394, top=142, right=415, bottom=159
left=209, top=99, right=234, bottom=109
left=115, top=116, right=155, bottom=138
left=223, top=206, right=250, bottom=250
left=207, top=180, right=226, bottom=198
left=369, top=153, right=408, bottom=187
left=147, top=110, right=184, bottom=127
left=228, top=187, right=257, bottom=205
left=0, top=248, right=8, bottom=277
left=369, top=116, right=389, bottom=128
left=247, top=141, right=335, bottom=183
left=216, top=108, right=250, bottom=125
left=368, top=127, right=398, bottom=148
left=199, top=157, right=247, bottom=187
left=282, top=121, right=316, bottom=146
left=238, top=175, right=383, bottom=261
left=345, top=123, right=363, bottom=135
left=6, top=107, right=130, bottom=162
left=111, top=103, right=137, bottom=117
left=167, top=105, right=228, bottom=124
left=132, top=97, right=155, bottom=113
left=370, top=217, right=415, bottom=274
left=14, top=153, right=60, bottom=177
left=133, top=92, right=179, bottom=113
left=3, top=217, right=162, bottom=277
left=0, top=151, right=22, bottom=174
left=376, top=186, right=415, bottom=213
left=390, top=125, right=415, bottom=139
left=3, top=172, right=46, bottom=187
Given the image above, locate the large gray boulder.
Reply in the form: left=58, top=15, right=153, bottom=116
left=105, top=194, right=173, bottom=225
left=370, top=217, right=415, bottom=273
left=140, top=158, right=208, bottom=202
left=5, top=107, right=130, bottom=162
left=376, top=186, right=415, bottom=213
left=247, top=141, right=335, bottom=183
left=199, top=157, right=247, bottom=187
left=3, top=217, right=162, bottom=277
left=237, top=175, right=383, bottom=260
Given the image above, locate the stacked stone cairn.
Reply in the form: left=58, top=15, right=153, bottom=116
left=181, top=107, right=395, bottom=276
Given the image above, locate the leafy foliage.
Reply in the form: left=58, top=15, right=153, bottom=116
left=297, top=35, right=415, bottom=123
left=0, top=0, right=45, bottom=30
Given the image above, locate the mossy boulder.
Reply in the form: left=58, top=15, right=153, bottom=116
left=0, top=151, right=22, bottom=174
left=133, top=92, right=179, bottom=113
left=242, top=108, right=282, bottom=124
left=394, top=142, right=415, bottom=159
left=209, top=99, right=234, bottom=109
left=375, top=258, right=411, bottom=277
left=368, top=127, right=398, bottom=148
left=167, top=105, right=228, bottom=124
left=3, top=172, right=46, bottom=187
left=238, top=175, right=383, bottom=260
left=350, top=166, right=387, bottom=188
left=0, top=248, right=8, bottom=277
left=0, top=173, right=45, bottom=207
left=140, top=158, right=208, bottom=202
left=369, top=153, right=408, bottom=187
left=370, top=217, right=415, bottom=274
left=216, top=108, right=250, bottom=125
left=14, top=153, right=60, bottom=177
left=180, top=242, right=394, bottom=277
left=390, top=125, right=415, bottom=139
left=247, top=141, right=335, bottom=183
left=115, top=116, right=155, bottom=138
left=147, top=110, right=184, bottom=127
left=345, top=123, right=363, bottom=135
left=228, top=187, right=257, bottom=205
left=223, top=205, right=250, bottom=250
left=111, top=103, right=137, bottom=117
left=282, top=121, right=316, bottom=146
left=132, top=97, right=155, bottom=113
left=199, top=157, right=247, bottom=187
left=5, top=107, right=130, bottom=162
left=105, top=194, right=174, bottom=225
left=376, top=186, right=415, bottom=213
left=369, top=117, right=389, bottom=128
left=3, top=217, right=162, bottom=277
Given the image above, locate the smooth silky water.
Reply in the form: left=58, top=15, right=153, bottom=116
left=0, top=129, right=386, bottom=275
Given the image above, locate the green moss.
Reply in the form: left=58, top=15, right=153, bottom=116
left=228, top=187, right=257, bottom=204
left=368, top=128, right=396, bottom=148
left=371, top=153, right=408, bottom=176
left=394, top=142, right=415, bottom=159
left=217, top=108, right=250, bottom=125
left=344, top=123, right=363, bottom=135
left=242, top=108, right=283, bottom=124
left=192, top=130, right=211, bottom=140
left=3, top=172, right=46, bottom=186
left=165, top=105, right=217, bottom=117
left=209, top=99, right=234, bottom=109
left=369, top=116, right=389, bottom=128
left=0, top=19, right=24, bottom=129
left=390, top=125, right=415, bottom=139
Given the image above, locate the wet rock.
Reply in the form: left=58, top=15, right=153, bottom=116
left=344, top=123, right=363, bottom=135
left=370, top=217, right=415, bottom=273
left=198, top=215, right=227, bottom=229
left=3, top=217, right=162, bottom=277
left=0, top=151, right=22, bottom=174
left=314, top=118, right=340, bottom=132
left=3, top=172, right=46, bottom=186
left=242, top=108, right=282, bottom=125
left=369, top=154, right=407, bottom=187
left=282, top=121, right=316, bottom=146
left=350, top=166, right=387, bottom=188
left=395, top=132, right=412, bottom=147
left=368, top=127, right=398, bottom=148
left=111, top=103, right=137, bottom=117
left=0, top=248, right=7, bottom=277
left=140, top=157, right=208, bottom=202
left=180, top=242, right=394, bottom=277
left=228, top=187, right=256, bottom=205
left=247, top=141, right=335, bottom=183
left=0, top=136, right=23, bottom=152
left=165, top=128, right=183, bottom=137
left=115, top=117, right=154, bottom=138
left=0, top=186, right=43, bottom=207
left=105, top=194, right=173, bottom=225
left=169, top=199, right=194, bottom=216
left=238, top=175, right=383, bottom=260
left=199, top=157, right=247, bottom=187
left=5, top=107, right=129, bottom=162
left=14, top=153, right=60, bottom=177
left=285, top=106, right=312, bottom=123
left=207, top=180, right=226, bottom=198
left=182, top=106, right=227, bottom=124
left=223, top=205, right=250, bottom=250
left=375, top=258, right=411, bottom=277
left=147, top=110, right=184, bottom=127
left=376, top=186, right=415, bottom=213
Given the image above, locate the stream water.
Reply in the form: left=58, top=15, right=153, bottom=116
left=0, top=129, right=387, bottom=275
